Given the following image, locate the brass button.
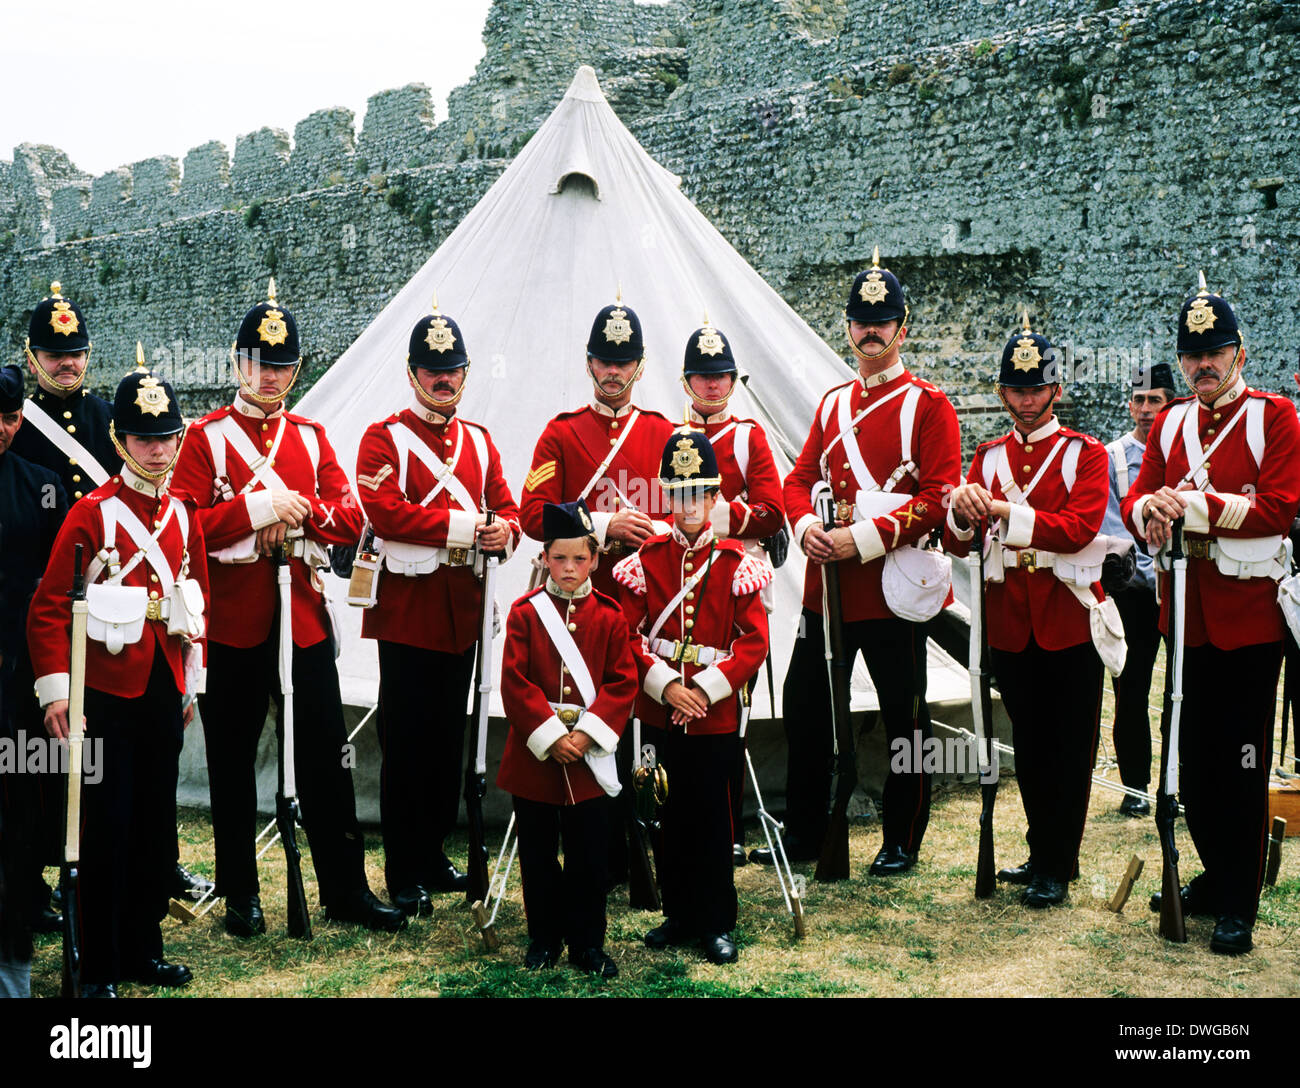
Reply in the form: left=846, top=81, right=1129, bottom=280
left=684, top=562, right=693, bottom=572
left=610, top=420, right=619, bottom=430
left=445, top=456, right=454, bottom=465
left=261, top=423, right=269, bottom=431
left=567, top=622, right=577, bottom=632
left=74, top=491, right=82, bottom=499
left=62, top=410, right=72, bottom=420
left=68, top=458, right=77, bottom=466
left=1207, top=428, right=1216, bottom=435
left=1023, top=465, right=1033, bottom=472
left=72, top=474, right=81, bottom=483
left=1213, top=412, right=1221, bottom=421
left=685, top=592, right=695, bottom=601
left=445, top=439, right=453, bottom=447
left=149, top=590, right=160, bottom=600
left=268, top=459, right=275, bottom=468
left=685, top=605, right=694, bottom=614
left=563, top=685, right=572, bottom=696
left=853, top=426, right=860, bottom=435
left=153, top=519, right=161, bottom=528
left=67, top=425, right=75, bottom=434
left=264, top=439, right=273, bottom=450
left=839, top=480, right=848, bottom=489
left=610, top=438, right=618, bottom=446
left=842, top=462, right=850, bottom=471
left=150, top=574, right=159, bottom=583
left=684, top=619, right=694, bottom=629
left=1024, top=444, right=1034, bottom=453
left=561, top=664, right=569, bottom=674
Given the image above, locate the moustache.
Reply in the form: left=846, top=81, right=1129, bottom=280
left=1193, top=369, right=1218, bottom=381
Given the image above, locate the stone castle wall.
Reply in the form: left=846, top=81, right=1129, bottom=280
left=1, top=0, right=1296, bottom=451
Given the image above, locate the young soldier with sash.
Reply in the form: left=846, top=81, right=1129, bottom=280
left=354, top=304, right=520, bottom=915
left=1100, top=361, right=1176, bottom=817
left=169, top=281, right=404, bottom=936
left=497, top=499, right=637, bottom=976
left=679, top=321, right=786, bottom=866
left=614, top=431, right=771, bottom=964
left=945, top=319, right=1115, bottom=909
left=780, top=252, right=961, bottom=874
left=28, top=365, right=207, bottom=995
left=1123, top=276, right=1300, bottom=954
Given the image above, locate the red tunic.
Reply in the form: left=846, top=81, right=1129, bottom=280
left=520, top=403, right=676, bottom=600
left=688, top=408, right=786, bottom=541
left=355, top=404, right=521, bottom=654
left=496, top=584, right=638, bottom=805
left=168, top=400, right=364, bottom=649
left=1120, top=384, right=1300, bottom=650
left=783, top=365, right=961, bottom=622
left=27, top=470, right=209, bottom=702
left=943, top=420, right=1110, bottom=653
left=613, top=531, right=771, bottom=734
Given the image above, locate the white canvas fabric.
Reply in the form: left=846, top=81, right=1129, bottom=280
left=297, top=66, right=967, bottom=716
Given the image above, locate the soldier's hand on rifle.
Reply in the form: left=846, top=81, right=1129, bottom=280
left=255, top=522, right=289, bottom=556
left=609, top=507, right=655, bottom=547
left=950, top=482, right=998, bottom=530
left=1143, top=485, right=1190, bottom=548
left=547, top=732, right=584, bottom=764
left=825, top=527, right=860, bottom=562
left=43, top=699, right=70, bottom=741
left=270, top=489, right=312, bottom=528
left=475, top=516, right=509, bottom=552
left=802, top=524, right=835, bottom=562
left=665, top=680, right=709, bottom=726
left=183, top=701, right=196, bottom=727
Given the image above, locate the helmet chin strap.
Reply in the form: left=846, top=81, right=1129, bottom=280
left=1182, top=343, right=1244, bottom=405
left=588, top=356, right=645, bottom=402
left=997, top=385, right=1059, bottom=433
left=26, top=338, right=92, bottom=395
left=846, top=308, right=909, bottom=365
left=231, top=346, right=302, bottom=409
left=680, top=373, right=736, bottom=413
left=409, top=363, right=470, bottom=411
left=110, top=422, right=184, bottom=483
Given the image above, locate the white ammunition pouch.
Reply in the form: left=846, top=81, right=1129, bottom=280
left=548, top=702, right=620, bottom=798
left=985, top=535, right=1122, bottom=588
left=86, top=584, right=149, bottom=655
left=854, top=491, right=952, bottom=622
left=1067, top=586, right=1128, bottom=678
left=166, top=578, right=206, bottom=640
left=1155, top=534, right=1289, bottom=581
left=1278, top=572, right=1300, bottom=645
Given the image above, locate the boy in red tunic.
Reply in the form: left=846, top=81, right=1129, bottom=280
left=614, top=432, right=771, bottom=964
left=497, top=499, right=637, bottom=977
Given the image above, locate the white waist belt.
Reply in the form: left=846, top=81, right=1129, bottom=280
left=381, top=542, right=477, bottom=576
left=1156, top=535, right=1289, bottom=581
left=650, top=637, right=730, bottom=667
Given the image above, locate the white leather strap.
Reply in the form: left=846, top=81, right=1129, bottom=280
left=646, top=549, right=721, bottom=644
left=387, top=421, right=480, bottom=514
left=577, top=409, right=640, bottom=505
left=1179, top=399, right=1247, bottom=491
left=22, top=398, right=111, bottom=485
left=1107, top=438, right=1130, bottom=500
left=994, top=436, right=1069, bottom=506
left=528, top=593, right=597, bottom=706
left=96, top=496, right=180, bottom=591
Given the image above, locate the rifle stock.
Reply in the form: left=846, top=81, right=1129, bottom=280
left=464, top=513, right=501, bottom=905
left=970, top=525, right=998, bottom=899
left=815, top=490, right=856, bottom=883
left=276, top=557, right=312, bottom=940
left=1157, top=518, right=1187, bottom=942
left=627, top=718, right=662, bottom=911
left=61, top=543, right=87, bottom=997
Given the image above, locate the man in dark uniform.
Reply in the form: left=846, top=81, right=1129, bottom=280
left=1124, top=275, right=1300, bottom=954
left=29, top=364, right=207, bottom=995
left=169, top=281, right=405, bottom=936
left=355, top=304, right=520, bottom=913
left=0, top=363, right=67, bottom=995
left=780, top=253, right=961, bottom=873
left=1100, top=362, right=1176, bottom=816
left=10, top=283, right=211, bottom=924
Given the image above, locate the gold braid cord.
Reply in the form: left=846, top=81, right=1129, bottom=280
left=408, top=362, right=471, bottom=411
left=109, top=421, right=184, bottom=483
left=231, top=345, right=303, bottom=407
left=25, top=339, right=92, bottom=395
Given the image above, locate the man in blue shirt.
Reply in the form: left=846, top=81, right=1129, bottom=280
left=1099, top=361, right=1176, bottom=816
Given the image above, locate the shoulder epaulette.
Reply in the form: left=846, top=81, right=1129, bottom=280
left=1060, top=428, right=1102, bottom=446
left=283, top=411, right=322, bottom=430
left=188, top=405, right=234, bottom=429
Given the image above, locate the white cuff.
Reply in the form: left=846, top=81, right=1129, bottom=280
left=246, top=489, right=278, bottom=530
left=650, top=519, right=672, bottom=537
left=446, top=509, right=478, bottom=549
left=575, top=713, right=619, bottom=756
left=590, top=510, right=613, bottom=548
left=709, top=502, right=731, bottom=538
left=946, top=504, right=974, bottom=541
left=693, top=665, right=733, bottom=704
left=644, top=660, right=678, bottom=704
left=526, top=715, right=570, bottom=760
left=793, top=513, right=820, bottom=551
left=1182, top=492, right=1211, bottom=534
left=1130, top=494, right=1153, bottom=539
left=849, top=518, right=886, bottom=563
left=35, top=672, right=70, bottom=707
left=188, top=667, right=207, bottom=696
left=1004, top=504, right=1035, bottom=549
left=501, top=519, right=519, bottom=560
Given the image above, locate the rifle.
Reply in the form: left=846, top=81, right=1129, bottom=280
left=275, top=554, right=312, bottom=939
left=814, top=484, right=856, bottom=883
left=626, top=717, right=662, bottom=911
left=464, top=512, right=501, bottom=906
left=740, top=686, right=805, bottom=936
left=968, top=522, right=999, bottom=899
left=61, top=544, right=88, bottom=997
left=471, top=812, right=518, bottom=950
left=1156, top=518, right=1188, bottom=943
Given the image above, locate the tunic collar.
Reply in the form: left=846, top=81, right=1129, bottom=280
left=1204, top=376, right=1248, bottom=412
left=121, top=465, right=164, bottom=498
left=687, top=405, right=732, bottom=427
left=590, top=400, right=638, bottom=419
left=411, top=395, right=451, bottom=426
left=1011, top=418, right=1062, bottom=445
left=233, top=395, right=285, bottom=420
left=546, top=576, right=592, bottom=600
left=672, top=524, right=716, bottom=551
left=857, top=361, right=906, bottom=391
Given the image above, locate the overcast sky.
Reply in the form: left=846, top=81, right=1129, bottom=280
left=0, top=0, right=493, bottom=176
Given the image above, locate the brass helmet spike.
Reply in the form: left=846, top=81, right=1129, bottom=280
left=135, top=341, right=147, bottom=371
left=1197, top=269, right=1208, bottom=295
left=267, top=277, right=277, bottom=304
left=50, top=280, right=63, bottom=298
left=871, top=246, right=881, bottom=269
left=615, top=281, right=622, bottom=305
left=1022, top=309, right=1031, bottom=334
left=702, top=307, right=711, bottom=327
left=431, top=289, right=440, bottom=316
